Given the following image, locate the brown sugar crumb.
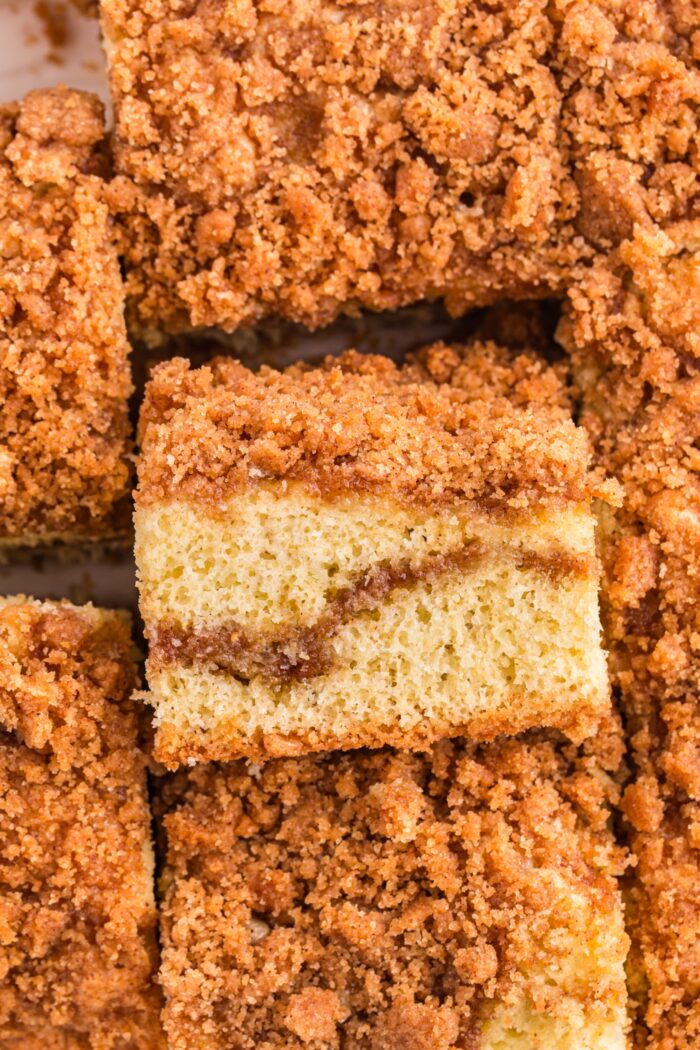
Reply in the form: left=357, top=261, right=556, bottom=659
left=553, top=0, right=700, bottom=251
left=157, top=727, right=628, bottom=1049
left=561, top=219, right=700, bottom=1048
left=0, top=597, right=163, bottom=1048
left=137, top=341, right=595, bottom=511
left=101, top=0, right=588, bottom=336
left=0, top=87, right=133, bottom=549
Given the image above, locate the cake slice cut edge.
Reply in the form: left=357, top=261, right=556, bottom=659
left=135, top=343, right=612, bottom=767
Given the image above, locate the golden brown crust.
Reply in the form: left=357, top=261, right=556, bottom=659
left=152, top=697, right=605, bottom=770
left=562, top=221, right=700, bottom=1049
left=102, top=0, right=588, bottom=335
left=137, top=341, right=596, bottom=511
left=157, top=726, right=627, bottom=1049
left=0, top=88, right=133, bottom=545
left=0, top=599, right=163, bottom=1048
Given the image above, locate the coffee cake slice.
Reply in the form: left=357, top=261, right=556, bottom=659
left=101, top=0, right=585, bottom=337
left=0, top=88, right=132, bottom=550
left=136, top=342, right=610, bottom=767
left=562, top=220, right=700, bottom=1049
left=0, top=597, right=163, bottom=1048
left=157, top=731, right=629, bottom=1049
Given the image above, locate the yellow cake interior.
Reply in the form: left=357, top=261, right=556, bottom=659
left=136, top=484, right=609, bottom=764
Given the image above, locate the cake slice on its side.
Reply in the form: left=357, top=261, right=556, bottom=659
left=157, top=729, right=629, bottom=1050
left=0, top=87, right=132, bottom=551
left=0, top=597, right=163, bottom=1048
left=136, top=342, right=611, bottom=767
left=562, top=221, right=700, bottom=1049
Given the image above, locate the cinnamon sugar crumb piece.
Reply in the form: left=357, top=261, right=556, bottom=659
left=0, top=87, right=133, bottom=549
left=553, top=0, right=700, bottom=251
left=157, top=732, right=629, bottom=1049
left=562, top=219, right=700, bottom=1049
left=135, top=341, right=610, bottom=766
left=101, top=0, right=586, bottom=336
left=0, top=596, right=163, bottom=1048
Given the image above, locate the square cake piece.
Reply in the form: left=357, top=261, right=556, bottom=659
left=0, top=88, right=132, bottom=549
left=101, top=0, right=584, bottom=336
left=0, top=597, right=163, bottom=1048
left=157, top=731, right=629, bottom=1049
left=136, top=341, right=610, bottom=767
left=562, top=221, right=700, bottom=1049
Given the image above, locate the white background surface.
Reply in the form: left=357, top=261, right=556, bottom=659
left=0, top=1, right=107, bottom=106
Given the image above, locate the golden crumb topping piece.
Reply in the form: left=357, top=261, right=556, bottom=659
left=137, top=341, right=597, bottom=511
left=0, top=599, right=163, bottom=1048
left=0, top=87, right=132, bottom=545
left=102, top=0, right=586, bottom=334
left=158, top=725, right=627, bottom=1049
left=553, top=0, right=700, bottom=252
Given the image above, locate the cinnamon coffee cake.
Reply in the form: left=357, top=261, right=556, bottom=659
left=0, top=597, right=163, bottom=1048
left=101, top=0, right=584, bottom=336
left=135, top=342, right=611, bottom=767
left=157, top=730, right=629, bottom=1049
left=562, top=220, right=700, bottom=1049
left=0, top=88, right=132, bottom=550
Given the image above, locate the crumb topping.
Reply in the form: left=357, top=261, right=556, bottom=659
left=137, top=341, right=596, bottom=511
left=562, top=219, right=700, bottom=1047
left=0, top=599, right=163, bottom=1047
left=102, top=0, right=700, bottom=336
left=158, top=726, right=627, bottom=1049
left=102, top=0, right=586, bottom=334
left=553, top=0, right=700, bottom=252
left=0, top=87, right=133, bottom=544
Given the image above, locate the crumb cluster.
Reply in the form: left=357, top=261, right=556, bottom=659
left=0, top=87, right=132, bottom=545
left=137, top=341, right=596, bottom=510
left=103, top=0, right=585, bottom=335
left=553, top=0, right=700, bottom=251
left=158, top=727, right=627, bottom=1049
left=0, top=599, right=163, bottom=1048
left=562, top=219, right=700, bottom=1048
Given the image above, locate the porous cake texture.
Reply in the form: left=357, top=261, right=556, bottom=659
left=0, top=87, right=132, bottom=549
left=102, top=0, right=585, bottom=336
left=157, top=730, right=629, bottom=1049
left=136, top=341, right=611, bottom=768
left=0, top=597, right=163, bottom=1048
left=561, top=220, right=700, bottom=1048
